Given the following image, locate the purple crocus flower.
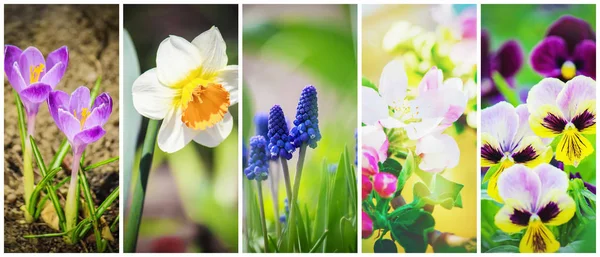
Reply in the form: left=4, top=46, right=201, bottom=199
left=47, top=85, right=112, bottom=230
left=530, top=15, right=596, bottom=81
left=4, top=45, right=68, bottom=118
left=481, top=30, right=523, bottom=103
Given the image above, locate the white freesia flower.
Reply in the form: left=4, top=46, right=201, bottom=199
left=132, top=27, right=238, bottom=153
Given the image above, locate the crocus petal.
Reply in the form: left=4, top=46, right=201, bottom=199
left=132, top=68, right=177, bottom=120
left=57, top=108, right=82, bottom=141
left=74, top=126, right=106, bottom=145
left=556, top=75, right=595, bottom=120
left=361, top=86, right=389, bottom=125
left=530, top=37, right=568, bottom=78
left=418, top=67, right=443, bottom=94
left=416, top=133, right=459, bottom=172
left=157, top=108, right=199, bottom=153
left=497, top=164, right=541, bottom=212
left=19, top=47, right=46, bottom=85
left=495, top=40, right=523, bottom=78
left=572, top=40, right=596, bottom=79
left=7, top=62, right=27, bottom=92
left=41, top=62, right=65, bottom=88
left=4, top=45, right=25, bottom=90
left=546, top=15, right=595, bottom=53
left=68, top=86, right=90, bottom=114
left=85, top=93, right=113, bottom=129
left=19, top=82, right=52, bottom=104
left=520, top=220, right=560, bottom=253
left=44, top=46, right=68, bottom=87
left=481, top=101, right=518, bottom=151
left=215, top=65, right=238, bottom=105
left=192, top=112, right=234, bottom=148
left=191, top=26, right=228, bottom=77
left=378, top=60, right=407, bottom=108
left=156, top=35, right=202, bottom=87
left=48, top=90, right=69, bottom=125
left=526, top=78, right=564, bottom=114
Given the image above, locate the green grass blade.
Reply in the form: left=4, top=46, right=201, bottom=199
left=48, top=139, right=70, bottom=171
left=34, top=176, right=70, bottom=219
left=14, top=92, right=27, bottom=152
left=84, top=156, right=119, bottom=171
left=90, top=76, right=102, bottom=105
left=110, top=215, right=119, bottom=232
left=79, top=169, right=105, bottom=252
left=309, top=230, right=329, bottom=253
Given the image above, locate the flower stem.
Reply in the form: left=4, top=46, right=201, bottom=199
left=64, top=150, right=82, bottom=235
left=287, top=144, right=307, bottom=251
left=256, top=181, right=269, bottom=253
left=22, top=115, right=37, bottom=223
left=124, top=119, right=161, bottom=253
left=268, top=164, right=281, bottom=237
left=280, top=158, right=293, bottom=203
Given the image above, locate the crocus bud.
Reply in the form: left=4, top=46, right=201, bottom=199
left=362, top=175, right=372, bottom=200
left=373, top=172, right=397, bottom=198
left=362, top=211, right=373, bottom=239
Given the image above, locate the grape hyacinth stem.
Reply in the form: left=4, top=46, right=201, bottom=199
left=64, top=150, right=82, bottom=235
left=280, top=158, right=293, bottom=203
left=256, top=181, right=269, bottom=253
left=287, top=144, right=307, bottom=250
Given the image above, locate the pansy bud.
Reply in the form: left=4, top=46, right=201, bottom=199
left=362, top=211, right=374, bottom=239
left=290, top=85, right=321, bottom=149
left=373, top=172, right=397, bottom=198
left=362, top=175, right=373, bottom=200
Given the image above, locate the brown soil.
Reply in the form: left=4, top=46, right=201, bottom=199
left=4, top=5, right=120, bottom=253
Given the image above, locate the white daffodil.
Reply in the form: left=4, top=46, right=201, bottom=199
left=132, top=27, right=238, bottom=153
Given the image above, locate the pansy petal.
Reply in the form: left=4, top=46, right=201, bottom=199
left=530, top=37, right=567, bottom=78
left=486, top=160, right=514, bottom=203
left=57, top=108, right=81, bottom=141
left=495, top=40, right=523, bottom=78
left=48, top=90, right=70, bottom=125
left=156, top=35, right=202, bottom=87
left=526, top=78, right=564, bottom=113
left=572, top=99, right=596, bottom=134
left=215, top=65, right=238, bottom=105
left=547, top=15, right=595, bottom=53
left=538, top=194, right=575, bottom=227
left=497, top=164, right=541, bottom=212
left=416, top=133, right=459, bottom=172
left=513, top=104, right=535, bottom=141
left=41, top=62, right=65, bottom=88
left=192, top=112, right=233, bottom=148
left=44, top=46, right=68, bottom=86
left=481, top=133, right=503, bottom=167
left=535, top=163, right=569, bottom=199
left=555, top=129, right=594, bottom=167
left=572, top=40, right=596, bottom=79
left=157, top=108, right=198, bottom=153
left=528, top=104, right=568, bottom=138
left=191, top=26, right=228, bottom=77
left=132, top=68, right=177, bottom=120
left=19, top=47, right=46, bottom=85
left=556, top=75, right=595, bottom=120
left=520, top=220, right=560, bottom=253
left=494, top=204, right=528, bottom=233
left=378, top=60, right=407, bottom=108
left=69, top=86, right=90, bottom=114
left=418, top=67, right=443, bottom=94
left=512, top=136, right=553, bottom=168
left=362, top=86, right=389, bottom=125
left=481, top=101, right=518, bottom=151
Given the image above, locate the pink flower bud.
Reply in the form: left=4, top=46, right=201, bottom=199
left=362, top=175, right=373, bottom=200
left=362, top=211, right=373, bottom=239
left=373, top=172, right=397, bottom=198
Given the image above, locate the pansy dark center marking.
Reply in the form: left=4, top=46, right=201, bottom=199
left=510, top=208, right=531, bottom=226
left=511, top=145, right=539, bottom=163
left=571, top=109, right=595, bottom=131
left=541, top=113, right=568, bottom=133
left=560, top=60, right=576, bottom=80
left=481, top=143, right=503, bottom=163
left=537, top=202, right=560, bottom=223
left=526, top=218, right=551, bottom=253
left=558, top=126, right=588, bottom=165
left=29, top=63, right=45, bottom=83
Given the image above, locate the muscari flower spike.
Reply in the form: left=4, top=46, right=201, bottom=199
left=254, top=113, right=269, bottom=142
left=244, top=135, right=269, bottom=181
left=267, top=105, right=295, bottom=160
left=495, top=164, right=575, bottom=253
left=290, top=85, right=321, bottom=149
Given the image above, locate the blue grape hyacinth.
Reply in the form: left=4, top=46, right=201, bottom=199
left=268, top=105, right=295, bottom=160
left=254, top=113, right=269, bottom=142
left=244, top=136, right=269, bottom=181
left=290, top=85, right=321, bottom=149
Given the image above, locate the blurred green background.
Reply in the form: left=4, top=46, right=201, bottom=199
left=242, top=4, right=357, bottom=252
left=123, top=5, right=239, bottom=253
left=481, top=4, right=596, bottom=253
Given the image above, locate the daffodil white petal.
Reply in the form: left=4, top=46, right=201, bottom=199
left=362, top=86, right=389, bottom=125
left=378, top=60, right=407, bottom=108
left=157, top=108, right=199, bottom=153
left=132, top=68, right=177, bottom=120
left=192, top=26, right=228, bottom=76
left=156, top=35, right=202, bottom=87
left=215, top=65, right=238, bottom=105
left=193, top=112, right=234, bottom=147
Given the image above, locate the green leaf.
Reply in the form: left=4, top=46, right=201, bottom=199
left=482, top=164, right=499, bottom=183
left=413, top=174, right=464, bottom=210
left=362, top=77, right=378, bottom=91
left=379, top=158, right=402, bottom=177
left=485, top=245, right=519, bottom=253
left=374, top=239, right=397, bottom=253
left=391, top=210, right=435, bottom=253
left=490, top=231, right=520, bottom=243
left=309, top=230, right=329, bottom=253
left=14, top=92, right=27, bottom=152
left=493, top=72, right=520, bottom=106
left=84, top=156, right=119, bottom=171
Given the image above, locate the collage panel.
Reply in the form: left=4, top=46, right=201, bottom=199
left=122, top=4, right=239, bottom=253
left=242, top=4, right=358, bottom=253
left=4, top=4, right=120, bottom=253
left=480, top=4, right=596, bottom=254
left=361, top=4, right=478, bottom=253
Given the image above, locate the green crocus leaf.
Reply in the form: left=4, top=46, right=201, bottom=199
left=374, top=239, right=397, bottom=253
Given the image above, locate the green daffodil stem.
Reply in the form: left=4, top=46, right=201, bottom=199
left=256, top=181, right=269, bottom=253
left=124, top=119, right=161, bottom=253
left=280, top=158, right=293, bottom=203
left=22, top=115, right=37, bottom=223
left=64, top=150, right=82, bottom=236
left=287, top=144, right=308, bottom=251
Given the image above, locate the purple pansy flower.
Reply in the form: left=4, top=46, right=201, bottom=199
left=481, top=30, right=524, bottom=103
left=530, top=15, right=596, bottom=81
left=4, top=45, right=68, bottom=117
left=48, top=86, right=113, bottom=155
